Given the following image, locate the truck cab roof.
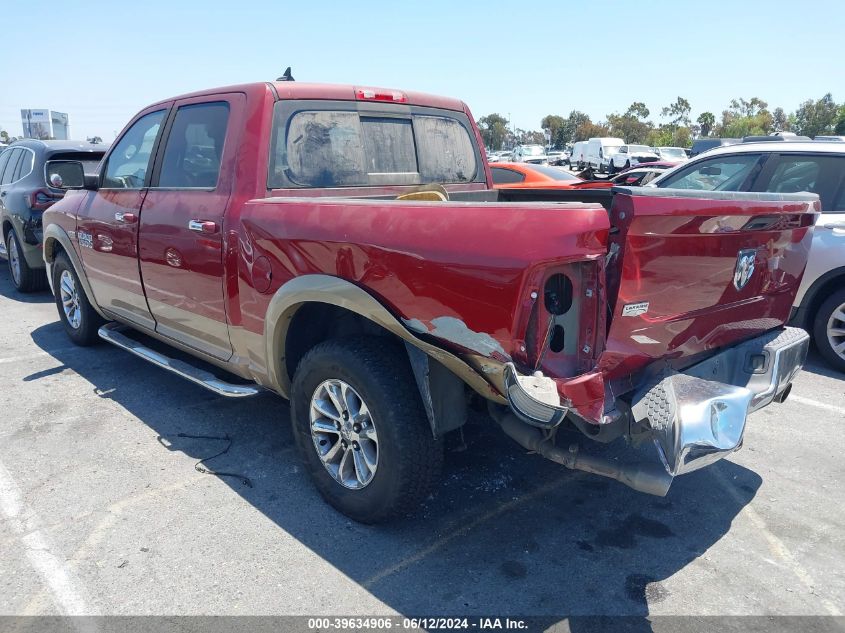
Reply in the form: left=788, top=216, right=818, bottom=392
left=148, top=81, right=468, bottom=113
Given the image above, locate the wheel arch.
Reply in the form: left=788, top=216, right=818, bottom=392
left=42, top=224, right=108, bottom=319
left=794, top=266, right=845, bottom=329
left=263, top=275, right=505, bottom=435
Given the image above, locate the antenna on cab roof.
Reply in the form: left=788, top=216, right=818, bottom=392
left=276, top=67, right=294, bottom=82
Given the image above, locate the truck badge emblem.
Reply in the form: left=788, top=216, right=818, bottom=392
left=733, top=249, right=756, bottom=290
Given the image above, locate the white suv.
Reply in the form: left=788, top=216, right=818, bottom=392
left=652, top=141, right=845, bottom=371
left=511, top=144, right=548, bottom=165
left=609, top=144, right=660, bottom=173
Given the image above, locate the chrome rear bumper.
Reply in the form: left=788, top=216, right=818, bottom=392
left=631, top=327, right=810, bottom=477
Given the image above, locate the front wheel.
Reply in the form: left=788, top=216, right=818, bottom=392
left=6, top=229, right=47, bottom=293
left=608, top=161, right=616, bottom=175
left=813, top=288, right=845, bottom=372
left=52, top=252, right=104, bottom=346
left=291, top=337, right=443, bottom=523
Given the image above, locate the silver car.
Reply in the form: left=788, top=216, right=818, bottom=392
left=651, top=141, right=845, bottom=371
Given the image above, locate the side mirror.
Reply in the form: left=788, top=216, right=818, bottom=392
left=45, top=160, right=99, bottom=190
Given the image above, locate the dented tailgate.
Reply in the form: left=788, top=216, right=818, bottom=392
left=600, top=188, right=819, bottom=380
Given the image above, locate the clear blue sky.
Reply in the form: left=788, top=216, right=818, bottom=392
left=1, top=0, right=840, bottom=141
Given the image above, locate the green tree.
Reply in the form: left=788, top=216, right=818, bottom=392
left=556, top=110, right=591, bottom=146
left=661, top=97, right=692, bottom=127
left=606, top=102, right=654, bottom=143
left=835, top=106, right=845, bottom=135
left=793, top=94, right=839, bottom=138
left=772, top=107, right=790, bottom=133
left=626, top=102, right=650, bottom=120
left=576, top=120, right=610, bottom=141
left=540, top=115, right=566, bottom=147
left=476, top=113, right=510, bottom=151
left=697, top=112, right=715, bottom=137
left=717, top=97, right=773, bottom=137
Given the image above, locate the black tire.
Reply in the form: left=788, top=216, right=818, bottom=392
left=6, top=229, right=48, bottom=293
left=52, top=251, right=104, bottom=346
left=812, top=288, right=845, bottom=373
left=625, top=160, right=631, bottom=170
left=608, top=161, right=616, bottom=175
left=290, top=337, right=443, bottom=523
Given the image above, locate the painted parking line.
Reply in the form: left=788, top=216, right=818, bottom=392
left=789, top=394, right=845, bottom=416
left=0, top=459, right=99, bottom=621
left=713, top=468, right=841, bottom=616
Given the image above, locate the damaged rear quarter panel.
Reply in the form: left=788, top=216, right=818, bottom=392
left=237, top=197, right=610, bottom=364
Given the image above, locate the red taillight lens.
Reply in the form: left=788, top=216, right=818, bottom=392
left=355, top=88, right=407, bottom=103
left=29, top=189, right=62, bottom=210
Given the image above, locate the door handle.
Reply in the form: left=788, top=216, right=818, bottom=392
left=188, top=219, right=218, bottom=234
left=114, top=211, right=137, bottom=223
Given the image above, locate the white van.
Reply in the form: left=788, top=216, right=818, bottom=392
left=570, top=141, right=589, bottom=170
left=586, top=137, right=624, bottom=172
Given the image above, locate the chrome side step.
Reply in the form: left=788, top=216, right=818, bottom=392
left=98, top=323, right=260, bottom=398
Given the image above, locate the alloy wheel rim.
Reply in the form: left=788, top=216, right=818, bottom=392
left=59, top=270, right=82, bottom=329
left=827, top=301, right=845, bottom=361
left=8, top=235, right=21, bottom=285
left=309, top=379, right=378, bottom=490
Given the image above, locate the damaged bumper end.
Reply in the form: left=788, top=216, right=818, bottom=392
left=497, top=326, right=809, bottom=497
left=502, top=363, right=569, bottom=428
left=632, top=326, right=810, bottom=478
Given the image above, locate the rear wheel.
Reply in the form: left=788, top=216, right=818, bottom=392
left=291, top=337, right=443, bottom=523
left=608, top=161, right=616, bottom=175
left=625, top=160, right=631, bottom=170
left=6, top=229, right=47, bottom=293
left=52, top=252, right=104, bottom=346
left=813, top=288, right=845, bottom=372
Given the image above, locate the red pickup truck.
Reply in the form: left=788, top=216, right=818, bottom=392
left=42, top=81, right=816, bottom=523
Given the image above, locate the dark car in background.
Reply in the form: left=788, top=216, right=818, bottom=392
left=0, top=140, right=107, bottom=291
left=689, top=137, right=741, bottom=157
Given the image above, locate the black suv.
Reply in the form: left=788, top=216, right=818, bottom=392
left=0, top=140, right=107, bottom=291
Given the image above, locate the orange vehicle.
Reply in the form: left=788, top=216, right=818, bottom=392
left=490, top=162, right=613, bottom=189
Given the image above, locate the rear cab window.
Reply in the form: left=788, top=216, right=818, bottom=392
left=268, top=100, right=483, bottom=189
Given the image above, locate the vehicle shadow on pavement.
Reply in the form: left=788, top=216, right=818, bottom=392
left=29, top=321, right=761, bottom=625
left=801, top=349, right=844, bottom=379
left=0, top=272, right=53, bottom=304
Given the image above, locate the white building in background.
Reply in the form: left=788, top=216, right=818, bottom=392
left=20, top=109, right=70, bottom=140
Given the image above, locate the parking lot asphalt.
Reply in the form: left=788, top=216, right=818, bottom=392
left=1, top=263, right=844, bottom=620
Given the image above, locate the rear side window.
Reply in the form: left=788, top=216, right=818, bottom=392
left=0, top=149, right=15, bottom=185
left=657, top=154, right=762, bottom=191
left=491, top=167, right=526, bottom=184
left=157, top=102, right=230, bottom=188
left=757, top=155, right=845, bottom=210
left=12, top=149, right=34, bottom=182
left=270, top=104, right=480, bottom=188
